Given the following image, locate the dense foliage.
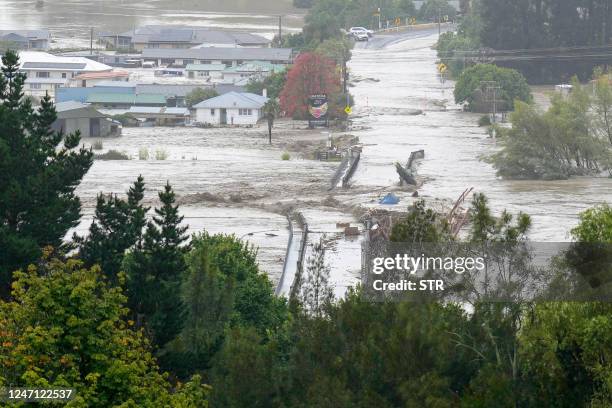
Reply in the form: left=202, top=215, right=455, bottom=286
left=438, top=0, right=612, bottom=82
left=419, top=0, right=456, bottom=21
left=0, top=50, right=93, bottom=297
left=0, top=257, right=209, bottom=407
left=454, top=64, right=532, bottom=112
left=245, top=71, right=287, bottom=100
left=490, top=77, right=612, bottom=180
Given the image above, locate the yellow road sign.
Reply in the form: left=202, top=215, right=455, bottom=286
left=438, top=63, right=448, bottom=73
left=344, top=106, right=352, bottom=115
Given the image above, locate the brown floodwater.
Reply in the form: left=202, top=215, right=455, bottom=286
left=348, top=29, right=612, bottom=241
left=0, top=0, right=304, bottom=48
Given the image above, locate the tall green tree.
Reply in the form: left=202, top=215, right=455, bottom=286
left=124, top=182, right=189, bottom=349
left=0, top=50, right=93, bottom=297
left=299, top=236, right=335, bottom=317
left=75, top=175, right=148, bottom=282
left=164, top=232, right=287, bottom=377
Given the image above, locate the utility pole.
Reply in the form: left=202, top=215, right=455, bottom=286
left=90, top=27, right=93, bottom=54
left=278, top=15, right=282, bottom=46
left=481, top=80, right=501, bottom=125
left=438, top=8, right=441, bottom=35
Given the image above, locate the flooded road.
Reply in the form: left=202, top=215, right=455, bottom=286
left=349, top=28, right=612, bottom=241
left=0, top=0, right=303, bottom=48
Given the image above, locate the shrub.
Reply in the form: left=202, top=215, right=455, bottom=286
left=478, top=115, right=491, bottom=127
left=92, top=140, right=104, bottom=150
left=155, top=148, right=168, bottom=160
left=94, top=149, right=130, bottom=160
left=281, top=152, right=291, bottom=161
left=139, top=147, right=149, bottom=160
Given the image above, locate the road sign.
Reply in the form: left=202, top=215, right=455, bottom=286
left=410, top=17, right=416, bottom=25
left=438, top=63, right=447, bottom=73
left=344, top=106, right=352, bottom=115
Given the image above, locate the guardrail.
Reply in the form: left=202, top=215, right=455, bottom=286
left=275, top=213, right=294, bottom=296
left=289, top=212, right=309, bottom=301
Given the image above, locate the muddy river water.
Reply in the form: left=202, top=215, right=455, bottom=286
left=350, top=29, right=612, bottom=241
left=0, top=0, right=303, bottom=48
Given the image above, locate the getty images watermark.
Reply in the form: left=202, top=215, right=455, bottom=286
left=361, top=242, right=612, bottom=302
left=371, top=253, right=486, bottom=292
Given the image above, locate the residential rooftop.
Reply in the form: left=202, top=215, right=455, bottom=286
left=193, top=91, right=268, bottom=109
left=18, top=51, right=112, bottom=72
left=142, top=47, right=293, bottom=62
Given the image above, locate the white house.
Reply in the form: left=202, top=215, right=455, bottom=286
left=194, top=92, right=268, bottom=126
left=18, top=52, right=113, bottom=99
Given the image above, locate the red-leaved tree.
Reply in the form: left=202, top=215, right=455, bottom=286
left=279, top=52, right=341, bottom=119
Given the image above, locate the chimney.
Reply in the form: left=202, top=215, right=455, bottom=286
left=262, top=88, right=267, bottom=98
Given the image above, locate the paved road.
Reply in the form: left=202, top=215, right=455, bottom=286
left=357, top=25, right=451, bottom=50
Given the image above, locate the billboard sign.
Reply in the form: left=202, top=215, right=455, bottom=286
left=308, top=94, right=329, bottom=128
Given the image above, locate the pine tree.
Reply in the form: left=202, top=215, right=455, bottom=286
left=0, top=50, right=93, bottom=297
left=125, top=182, right=189, bottom=348
left=74, top=175, right=148, bottom=282
left=300, top=236, right=334, bottom=317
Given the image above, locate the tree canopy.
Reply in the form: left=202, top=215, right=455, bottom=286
left=0, top=50, right=93, bottom=297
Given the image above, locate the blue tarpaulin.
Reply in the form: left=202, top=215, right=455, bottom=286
left=379, top=193, right=400, bottom=205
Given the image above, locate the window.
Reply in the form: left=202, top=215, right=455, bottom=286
left=210, top=109, right=215, bottom=115
left=222, top=60, right=233, bottom=67
left=239, top=109, right=252, bottom=116
left=36, top=71, right=50, bottom=78
left=62, top=73, right=67, bottom=78
left=30, top=83, right=42, bottom=89
left=198, top=71, right=209, bottom=77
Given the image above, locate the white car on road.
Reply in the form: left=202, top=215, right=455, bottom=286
left=349, top=27, right=374, bottom=37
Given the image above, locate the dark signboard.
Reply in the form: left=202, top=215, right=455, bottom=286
left=308, top=94, right=329, bottom=128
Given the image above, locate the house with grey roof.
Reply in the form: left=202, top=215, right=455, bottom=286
left=193, top=91, right=268, bottom=126
left=142, top=47, right=293, bottom=69
left=51, top=101, right=121, bottom=137
left=0, top=29, right=50, bottom=50
left=98, top=26, right=270, bottom=51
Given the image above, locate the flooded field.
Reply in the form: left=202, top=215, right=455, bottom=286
left=0, top=0, right=304, bottom=48
left=349, top=29, right=612, bottom=241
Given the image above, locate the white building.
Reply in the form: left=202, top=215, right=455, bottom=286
left=18, top=52, right=113, bottom=99
left=194, top=92, right=268, bottom=126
